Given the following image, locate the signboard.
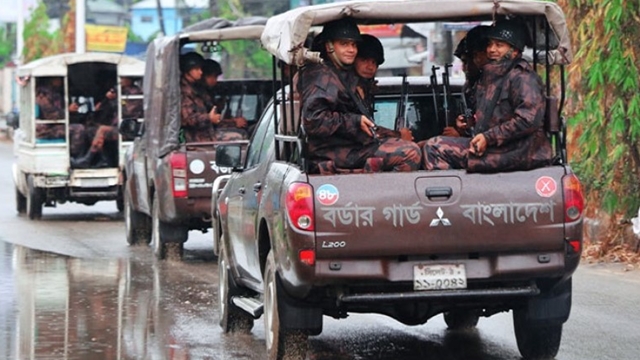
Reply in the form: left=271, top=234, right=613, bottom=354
left=85, top=24, right=128, bottom=53
left=359, top=24, right=403, bottom=38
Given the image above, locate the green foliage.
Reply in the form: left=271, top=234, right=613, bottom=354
left=0, top=27, right=14, bottom=65
left=22, top=1, right=62, bottom=62
left=564, top=0, right=640, bottom=219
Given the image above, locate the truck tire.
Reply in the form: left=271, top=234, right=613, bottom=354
left=264, top=251, right=308, bottom=360
left=443, top=310, right=480, bottom=330
left=218, top=241, right=254, bottom=333
left=513, top=309, right=562, bottom=360
left=16, top=186, right=27, bottom=214
left=26, top=176, right=43, bottom=220
left=124, top=188, right=151, bottom=245
left=151, top=193, right=185, bottom=261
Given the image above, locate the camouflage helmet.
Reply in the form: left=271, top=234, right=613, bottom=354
left=202, top=59, right=223, bottom=76
left=319, top=17, right=362, bottom=43
left=358, top=34, right=385, bottom=65
left=486, top=20, right=528, bottom=51
left=180, top=52, right=204, bottom=73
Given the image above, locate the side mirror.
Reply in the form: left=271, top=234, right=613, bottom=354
left=215, top=144, right=243, bottom=169
left=6, top=111, right=19, bottom=129
left=119, top=118, right=143, bottom=138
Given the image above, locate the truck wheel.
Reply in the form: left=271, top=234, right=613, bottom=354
left=151, top=194, right=185, bottom=261
left=513, top=309, right=562, bottom=360
left=16, top=186, right=27, bottom=214
left=26, top=176, right=43, bottom=220
left=218, top=241, right=254, bottom=333
left=443, top=310, right=480, bottom=330
left=124, top=188, right=151, bottom=245
left=264, top=251, right=308, bottom=360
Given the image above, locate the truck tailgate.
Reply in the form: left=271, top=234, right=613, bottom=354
left=309, top=167, right=568, bottom=258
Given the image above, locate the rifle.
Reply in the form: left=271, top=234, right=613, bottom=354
left=235, top=84, right=246, bottom=118
left=395, top=73, right=409, bottom=130
left=441, top=63, right=454, bottom=127
left=430, top=66, right=440, bottom=127
left=458, top=91, right=475, bottom=137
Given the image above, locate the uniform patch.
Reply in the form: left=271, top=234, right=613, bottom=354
left=535, top=176, right=557, bottom=198
left=316, top=184, right=339, bottom=206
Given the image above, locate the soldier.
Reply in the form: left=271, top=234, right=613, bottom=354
left=180, top=52, right=221, bottom=143
left=35, top=77, right=66, bottom=140
left=442, top=25, right=490, bottom=137
left=121, top=77, right=143, bottom=120
left=200, top=59, right=248, bottom=140
left=422, top=20, right=553, bottom=172
left=353, top=33, right=413, bottom=142
left=71, top=87, right=119, bottom=168
left=298, top=18, right=421, bottom=173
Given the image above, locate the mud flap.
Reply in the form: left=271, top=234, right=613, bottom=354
left=159, top=221, right=188, bottom=243
left=523, top=278, right=572, bottom=326
left=276, top=275, right=323, bottom=336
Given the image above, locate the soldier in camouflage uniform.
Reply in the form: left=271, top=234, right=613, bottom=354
left=423, top=20, right=553, bottom=172
left=299, top=18, right=421, bottom=174
left=354, top=34, right=414, bottom=143
left=72, top=78, right=144, bottom=168
left=180, top=52, right=221, bottom=143
left=442, top=25, right=490, bottom=138
left=200, top=59, right=248, bottom=141
left=35, top=77, right=66, bottom=140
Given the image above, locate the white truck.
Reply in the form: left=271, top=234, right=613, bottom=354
left=13, top=52, right=145, bottom=219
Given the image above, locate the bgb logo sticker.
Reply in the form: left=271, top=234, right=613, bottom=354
left=316, top=184, right=339, bottom=206
left=535, top=176, right=557, bottom=198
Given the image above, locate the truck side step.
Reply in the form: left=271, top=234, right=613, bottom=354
left=231, top=296, right=263, bottom=318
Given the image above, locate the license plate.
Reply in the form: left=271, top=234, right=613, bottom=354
left=80, top=178, right=111, bottom=187
left=413, top=264, right=467, bottom=291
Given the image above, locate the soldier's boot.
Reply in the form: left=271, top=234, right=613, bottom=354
left=95, top=152, right=112, bottom=168
left=71, top=151, right=97, bottom=168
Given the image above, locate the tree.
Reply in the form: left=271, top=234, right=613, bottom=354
left=559, top=0, right=640, bottom=247
left=23, top=1, right=63, bottom=62
left=0, top=25, right=15, bottom=66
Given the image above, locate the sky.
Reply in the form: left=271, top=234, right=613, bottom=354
left=0, top=0, right=39, bottom=23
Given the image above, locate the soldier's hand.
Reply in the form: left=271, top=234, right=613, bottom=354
left=69, top=103, right=79, bottom=113
left=360, top=115, right=376, bottom=137
left=469, top=133, right=487, bottom=156
left=442, top=126, right=460, bottom=137
left=209, top=107, right=221, bottom=124
left=455, top=114, right=468, bottom=130
left=234, top=117, right=248, bottom=128
left=399, top=127, right=414, bottom=141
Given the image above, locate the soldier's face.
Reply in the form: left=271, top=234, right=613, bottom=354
left=327, top=39, right=358, bottom=65
left=185, top=67, right=203, bottom=82
left=354, top=57, right=378, bottom=80
left=486, top=39, right=517, bottom=61
left=204, top=74, right=218, bottom=87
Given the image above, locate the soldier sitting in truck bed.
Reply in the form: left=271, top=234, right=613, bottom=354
left=199, top=59, right=249, bottom=141
left=298, top=18, right=421, bottom=173
left=179, top=52, right=221, bottom=143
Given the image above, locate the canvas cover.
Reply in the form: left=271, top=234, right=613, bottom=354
left=17, top=52, right=145, bottom=77
left=261, top=0, right=573, bottom=66
left=144, top=17, right=267, bottom=159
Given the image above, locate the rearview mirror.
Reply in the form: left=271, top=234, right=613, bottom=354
left=215, top=144, right=243, bottom=169
left=119, top=118, right=143, bottom=138
left=5, top=111, right=19, bottom=129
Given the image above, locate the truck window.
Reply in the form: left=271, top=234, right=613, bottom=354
left=245, top=105, right=274, bottom=168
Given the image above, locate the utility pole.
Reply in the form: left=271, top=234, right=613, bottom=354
left=156, top=0, right=166, bottom=36
left=17, top=0, right=24, bottom=63
left=76, top=0, right=86, bottom=53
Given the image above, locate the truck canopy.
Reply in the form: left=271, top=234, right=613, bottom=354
left=17, top=52, right=145, bottom=77
left=261, top=0, right=572, bottom=66
left=144, top=16, right=268, bottom=159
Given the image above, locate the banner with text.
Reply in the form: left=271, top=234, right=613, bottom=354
left=86, top=25, right=128, bottom=53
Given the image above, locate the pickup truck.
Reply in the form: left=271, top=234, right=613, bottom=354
left=214, top=2, right=584, bottom=360
left=119, top=18, right=273, bottom=260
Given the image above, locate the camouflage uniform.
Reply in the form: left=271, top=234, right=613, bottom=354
left=201, top=87, right=249, bottom=141
left=122, top=84, right=144, bottom=119
left=299, top=61, right=421, bottom=173
left=180, top=77, right=215, bottom=142
left=423, top=57, right=553, bottom=172
left=35, top=84, right=65, bottom=140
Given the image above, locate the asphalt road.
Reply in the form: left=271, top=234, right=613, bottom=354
left=1, top=138, right=640, bottom=360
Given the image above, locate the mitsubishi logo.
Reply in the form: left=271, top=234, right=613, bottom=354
left=430, top=207, right=451, bottom=227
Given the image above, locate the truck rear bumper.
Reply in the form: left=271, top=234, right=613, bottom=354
left=337, top=284, right=540, bottom=304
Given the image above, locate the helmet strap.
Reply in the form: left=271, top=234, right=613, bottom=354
left=327, top=41, right=347, bottom=69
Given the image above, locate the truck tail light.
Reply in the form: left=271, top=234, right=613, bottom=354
left=562, top=173, right=584, bottom=222
left=169, top=153, right=188, bottom=198
left=285, top=182, right=314, bottom=231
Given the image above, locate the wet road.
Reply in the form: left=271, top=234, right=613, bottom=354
left=2, top=138, right=640, bottom=360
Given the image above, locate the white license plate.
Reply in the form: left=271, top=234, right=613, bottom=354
left=413, top=264, right=467, bottom=291
left=80, top=178, right=111, bottom=187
